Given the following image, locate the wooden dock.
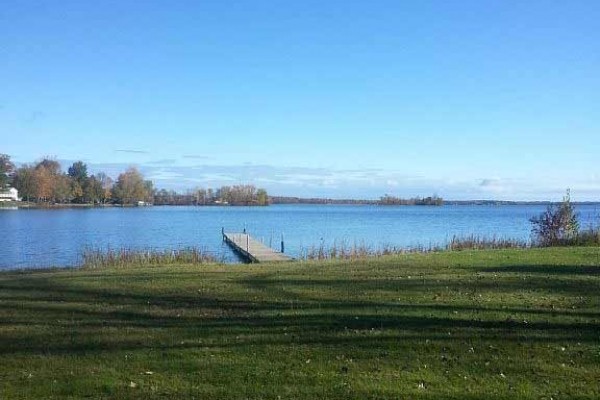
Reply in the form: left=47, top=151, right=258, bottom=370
left=223, top=232, right=293, bottom=263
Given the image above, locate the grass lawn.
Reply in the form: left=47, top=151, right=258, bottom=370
left=0, top=247, right=599, bottom=399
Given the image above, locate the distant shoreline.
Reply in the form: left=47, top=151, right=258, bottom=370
left=0, top=202, right=124, bottom=209
left=2, top=199, right=599, bottom=209
left=269, top=196, right=600, bottom=206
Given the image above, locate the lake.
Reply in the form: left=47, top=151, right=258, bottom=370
left=1, top=204, right=599, bottom=269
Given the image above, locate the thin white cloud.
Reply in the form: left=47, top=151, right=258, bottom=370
left=115, top=149, right=149, bottom=154
left=147, top=170, right=185, bottom=181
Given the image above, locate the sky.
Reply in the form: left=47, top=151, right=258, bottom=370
left=1, top=0, right=599, bottom=200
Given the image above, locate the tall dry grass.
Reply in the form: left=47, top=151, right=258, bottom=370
left=299, top=235, right=532, bottom=261
left=81, top=247, right=216, bottom=268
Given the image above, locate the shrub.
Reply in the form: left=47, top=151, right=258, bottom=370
left=530, top=189, right=579, bottom=246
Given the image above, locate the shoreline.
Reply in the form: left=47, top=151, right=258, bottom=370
left=3, top=201, right=600, bottom=209
left=1, top=243, right=586, bottom=272
left=3, top=202, right=441, bottom=209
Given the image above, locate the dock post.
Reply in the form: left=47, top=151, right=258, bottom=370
left=246, top=234, right=249, bottom=253
left=221, top=227, right=225, bottom=241
left=281, top=233, right=285, bottom=253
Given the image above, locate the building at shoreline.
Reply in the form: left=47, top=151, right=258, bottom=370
left=0, top=187, right=20, bottom=202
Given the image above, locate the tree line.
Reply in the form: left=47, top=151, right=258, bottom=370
left=1, top=154, right=153, bottom=205
left=269, top=195, right=444, bottom=205
left=2, top=154, right=269, bottom=206
left=378, top=194, right=443, bottom=206
left=155, top=185, right=269, bottom=206
left=269, top=196, right=376, bottom=205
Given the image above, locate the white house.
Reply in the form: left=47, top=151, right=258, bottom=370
left=0, top=188, right=20, bottom=202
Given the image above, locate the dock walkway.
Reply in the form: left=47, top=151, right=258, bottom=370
left=223, top=232, right=293, bottom=263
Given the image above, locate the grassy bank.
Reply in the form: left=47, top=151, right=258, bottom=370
left=1, top=248, right=599, bottom=399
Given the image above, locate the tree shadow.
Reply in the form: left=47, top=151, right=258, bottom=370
left=475, top=264, right=600, bottom=275
left=0, top=266, right=598, bottom=358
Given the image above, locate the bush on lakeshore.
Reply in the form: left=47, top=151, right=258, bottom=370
left=530, top=189, right=580, bottom=246
left=528, top=189, right=600, bottom=247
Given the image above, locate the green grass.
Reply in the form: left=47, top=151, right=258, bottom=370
left=1, top=247, right=599, bottom=399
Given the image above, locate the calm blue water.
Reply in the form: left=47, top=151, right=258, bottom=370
left=1, top=204, right=598, bottom=269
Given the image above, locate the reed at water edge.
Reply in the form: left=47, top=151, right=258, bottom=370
left=300, top=235, right=530, bottom=261
left=81, top=247, right=217, bottom=268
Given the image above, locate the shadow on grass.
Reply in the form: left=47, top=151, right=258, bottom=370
left=475, top=264, right=600, bottom=275
left=0, top=264, right=599, bottom=357
left=0, top=299, right=598, bottom=356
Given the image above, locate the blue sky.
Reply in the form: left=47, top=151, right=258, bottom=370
left=2, top=0, right=599, bottom=200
